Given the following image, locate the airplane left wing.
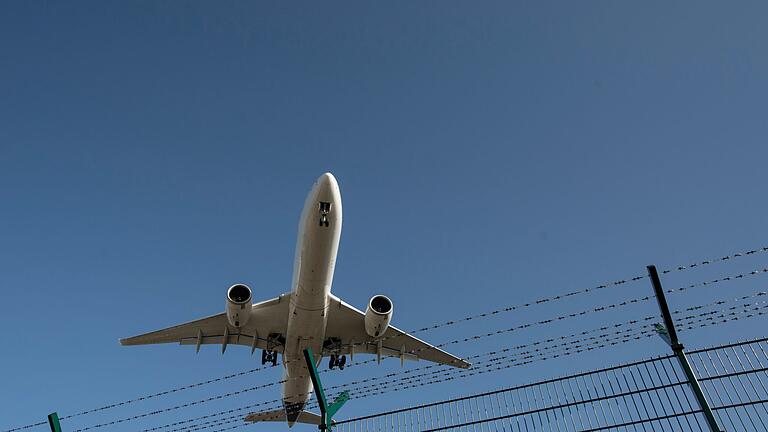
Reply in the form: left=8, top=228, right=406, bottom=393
left=324, top=294, right=471, bottom=369
left=120, top=293, right=291, bottom=353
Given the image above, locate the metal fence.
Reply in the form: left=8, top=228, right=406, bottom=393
left=335, top=337, right=768, bottom=432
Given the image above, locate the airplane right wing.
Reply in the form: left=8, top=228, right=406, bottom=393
left=324, top=294, right=471, bottom=369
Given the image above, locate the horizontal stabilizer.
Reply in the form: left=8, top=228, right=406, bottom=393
left=244, top=409, right=330, bottom=426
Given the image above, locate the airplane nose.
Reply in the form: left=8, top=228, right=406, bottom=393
left=317, top=172, right=337, bottom=189
left=315, top=172, right=339, bottom=201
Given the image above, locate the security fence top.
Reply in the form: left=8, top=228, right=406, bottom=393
left=687, top=335, right=768, bottom=355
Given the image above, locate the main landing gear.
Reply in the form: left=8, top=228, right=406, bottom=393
left=261, top=350, right=278, bottom=366
left=328, top=354, right=347, bottom=370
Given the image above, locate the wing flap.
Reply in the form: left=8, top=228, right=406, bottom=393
left=178, top=333, right=280, bottom=352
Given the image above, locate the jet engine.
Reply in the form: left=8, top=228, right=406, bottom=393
left=364, top=295, right=393, bottom=337
left=226, top=284, right=252, bottom=328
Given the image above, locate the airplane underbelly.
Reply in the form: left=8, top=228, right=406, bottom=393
left=282, top=295, right=327, bottom=404
left=282, top=172, right=342, bottom=406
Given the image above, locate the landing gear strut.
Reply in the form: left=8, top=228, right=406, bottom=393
left=261, top=350, right=278, bottom=366
left=328, top=354, right=347, bottom=370
left=319, top=202, right=331, bottom=227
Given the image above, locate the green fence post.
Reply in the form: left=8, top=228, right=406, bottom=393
left=47, top=413, right=61, bottom=432
left=647, top=265, right=722, bottom=432
left=303, top=348, right=349, bottom=431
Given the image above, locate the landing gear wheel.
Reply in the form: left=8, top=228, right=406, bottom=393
left=262, top=350, right=278, bottom=366
left=328, top=354, right=337, bottom=370
left=338, top=355, right=347, bottom=370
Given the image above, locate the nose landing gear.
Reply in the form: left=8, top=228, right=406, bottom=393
left=328, top=354, right=347, bottom=370
left=318, top=202, right=331, bottom=227
left=261, top=349, right=278, bottom=366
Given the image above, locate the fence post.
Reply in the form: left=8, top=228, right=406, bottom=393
left=47, top=413, right=61, bottom=432
left=647, top=265, right=722, bottom=432
left=303, top=348, right=349, bottom=431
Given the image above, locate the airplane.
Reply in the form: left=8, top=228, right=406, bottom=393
left=120, top=172, right=471, bottom=427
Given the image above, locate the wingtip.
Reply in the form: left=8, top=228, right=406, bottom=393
left=119, top=337, right=139, bottom=346
left=452, top=358, right=472, bottom=369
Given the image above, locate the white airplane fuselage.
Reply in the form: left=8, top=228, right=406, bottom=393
left=282, top=172, right=342, bottom=423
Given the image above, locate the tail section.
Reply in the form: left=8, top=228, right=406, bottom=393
left=244, top=408, right=329, bottom=427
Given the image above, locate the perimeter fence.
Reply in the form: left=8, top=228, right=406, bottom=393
left=335, top=337, right=768, bottom=432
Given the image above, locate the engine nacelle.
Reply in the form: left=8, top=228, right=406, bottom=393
left=226, top=284, right=252, bottom=328
left=364, top=295, right=393, bottom=338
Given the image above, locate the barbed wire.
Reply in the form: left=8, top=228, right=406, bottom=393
left=329, top=267, right=768, bottom=375
left=65, top=368, right=269, bottom=420
left=196, top=305, right=768, bottom=432
left=203, top=424, right=242, bottom=432
left=172, top=322, right=667, bottom=432
left=227, top=295, right=768, bottom=427
left=659, top=246, right=767, bottom=274
left=143, top=311, right=681, bottom=432
left=408, top=270, right=766, bottom=360
left=330, top=305, right=768, bottom=430
left=408, top=248, right=768, bottom=335
left=170, top=325, right=672, bottom=432
left=211, top=426, right=241, bottom=432
left=74, top=287, right=768, bottom=432
left=68, top=379, right=289, bottom=432
left=3, top=245, right=766, bottom=432
left=176, top=299, right=768, bottom=432
left=350, top=301, right=768, bottom=404
left=336, top=298, right=768, bottom=403
left=162, top=291, right=768, bottom=432
left=139, top=398, right=278, bottom=432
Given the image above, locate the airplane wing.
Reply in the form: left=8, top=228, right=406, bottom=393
left=120, top=293, right=291, bottom=353
left=324, top=294, right=471, bottom=369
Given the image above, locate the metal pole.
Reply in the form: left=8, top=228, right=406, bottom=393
left=47, top=413, right=61, bottom=432
left=303, top=348, right=329, bottom=431
left=647, top=265, right=722, bottom=432
left=304, top=348, right=349, bottom=431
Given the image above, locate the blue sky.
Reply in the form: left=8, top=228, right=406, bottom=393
left=1, top=1, right=767, bottom=431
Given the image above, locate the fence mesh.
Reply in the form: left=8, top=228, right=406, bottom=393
left=335, top=337, right=768, bottom=431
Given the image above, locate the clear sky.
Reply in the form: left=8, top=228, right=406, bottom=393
left=1, top=1, right=767, bottom=431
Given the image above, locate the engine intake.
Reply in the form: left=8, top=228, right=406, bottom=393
left=226, top=284, right=252, bottom=328
left=365, top=295, right=393, bottom=337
